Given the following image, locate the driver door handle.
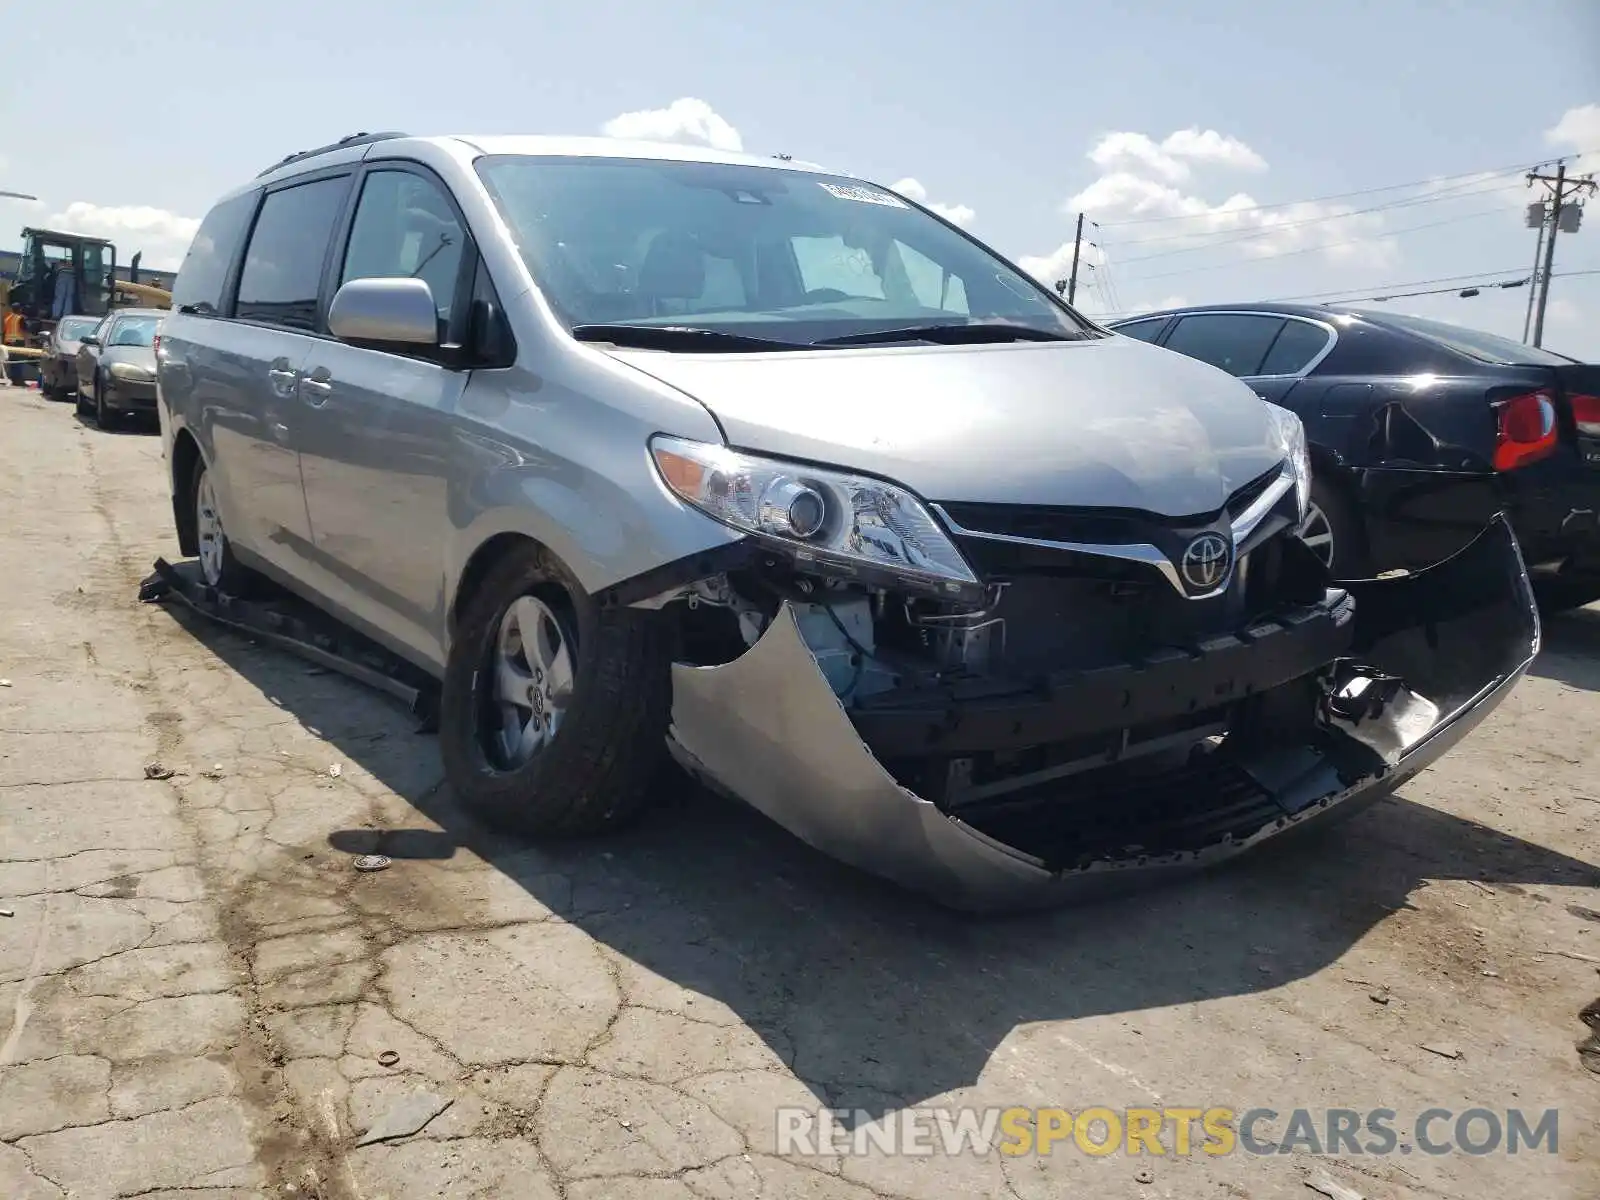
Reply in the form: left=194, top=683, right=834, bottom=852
left=266, top=366, right=298, bottom=384
left=299, top=374, right=333, bottom=405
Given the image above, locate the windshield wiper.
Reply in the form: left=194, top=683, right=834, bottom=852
left=812, top=322, right=1077, bottom=348
left=571, top=324, right=814, bottom=352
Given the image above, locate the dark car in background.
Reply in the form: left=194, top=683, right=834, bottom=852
left=38, top=315, right=103, bottom=400
left=1108, top=303, right=1600, bottom=609
left=74, top=308, right=164, bottom=429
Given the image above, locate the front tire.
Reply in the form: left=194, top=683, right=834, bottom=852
left=94, top=375, right=117, bottom=430
left=438, top=545, right=673, bottom=837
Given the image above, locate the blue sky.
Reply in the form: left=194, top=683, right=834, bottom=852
left=4, top=0, right=1597, bottom=355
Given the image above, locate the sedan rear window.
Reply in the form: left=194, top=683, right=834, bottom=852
left=56, top=316, right=101, bottom=341
left=1358, top=310, right=1578, bottom=366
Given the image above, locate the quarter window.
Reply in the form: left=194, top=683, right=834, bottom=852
left=1113, top=318, right=1166, bottom=344
left=340, top=170, right=467, bottom=324
left=1163, top=313, right=1287, bottom=377
left=1259, top=319, right=1332, bottom=376
left=234, top=177, right=350, bottom=331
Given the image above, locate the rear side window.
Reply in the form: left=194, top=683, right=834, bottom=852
left=235, top=176, right=350, bottom=331
left=1164, top=313, right=1286, bottom=377
left=1259, top=319, right=1332, bottom=376
left=1113, top=318, right=1166, bottom=344
left=170, top=190, right=258, bottom=316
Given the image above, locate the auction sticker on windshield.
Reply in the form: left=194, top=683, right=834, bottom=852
left=818, top=182, right=909, bottom=207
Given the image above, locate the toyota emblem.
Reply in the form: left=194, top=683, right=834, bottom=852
left=1179, top=532, right=1233, bottom=593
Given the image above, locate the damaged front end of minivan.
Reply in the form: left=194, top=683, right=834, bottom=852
left=617, top=438, right=1539, bottom=913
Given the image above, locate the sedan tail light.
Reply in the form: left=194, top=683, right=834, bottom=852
left=1492, top=390, right=1559, bottom=471
left=1571, top=393, right=1600, bottom=438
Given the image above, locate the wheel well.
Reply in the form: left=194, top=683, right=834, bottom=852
left=450, top=533, right=541, bottom=636
left=171, top=429, right=202, bottom=557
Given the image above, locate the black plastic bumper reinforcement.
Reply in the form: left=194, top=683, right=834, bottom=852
left=850, top=591, right=1356, bottom=757
left=137, top=558, right=441, bottom=729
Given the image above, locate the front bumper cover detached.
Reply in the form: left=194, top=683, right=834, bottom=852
left=666, top=515, right=1539, bottom=912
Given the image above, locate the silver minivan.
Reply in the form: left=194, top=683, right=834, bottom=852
left=158, top=132, right=1538, bottom=910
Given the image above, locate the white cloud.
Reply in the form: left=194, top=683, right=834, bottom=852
left=601, top=98, right=743, bottom=152
left=1052, top=127, right=1398, bottom=272
left=1546, top=103, right=1600, bottom=174
left=40, top=201, right=201, bottom=271
left=888, top=177, right=975, bottom=227
left=1086, top=129, right=1266, bottom=184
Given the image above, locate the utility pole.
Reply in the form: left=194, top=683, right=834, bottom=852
left=1522, top=199, right=1547, bottom=343
left=1527, top=161, right=1597, bottom=347
left=1066, top=212, right=1085, bottom=305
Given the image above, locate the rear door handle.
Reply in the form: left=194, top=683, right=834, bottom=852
left=267, top=367, right=298, bottom=383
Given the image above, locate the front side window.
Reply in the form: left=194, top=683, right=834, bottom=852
left=1163, top=313, right=1287, bottom=377
left=340, top=170, right=467, bottom=325
left=107, top=315, right=161, bottom=347
left=235, top=176, right=350, bottom=330
left=475, top=155, right=1087, bottom=344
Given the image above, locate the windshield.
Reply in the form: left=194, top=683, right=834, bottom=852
left=57, top=316, right=100, bottom=341
left=475, top=155, right=1093, bottom=346
left=1359, top=309, right=1579, bottom=366
left=107, top=315, right=160, bottom=348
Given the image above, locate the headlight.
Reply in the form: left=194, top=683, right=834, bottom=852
left=109, top=361, right=154, bottom=382
left=1264, top=402, right=1311, bottom=521
left=650, top=435, right=981, bottom=597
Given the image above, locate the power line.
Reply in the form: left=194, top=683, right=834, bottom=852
left=1261, top=269, right=1532, bottom=303
left=1292, top=269, right=1599, bottom=307
left=1090, top=151, right=1594, bottom=228
left=1104, top=174, right=1524, bottom=255
left=1116, top=206, right=1521, bottom=282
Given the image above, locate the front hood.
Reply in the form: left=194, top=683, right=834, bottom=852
left=611, top=336, right=1283, bottom=514
left=103, top=346, right=157, bottom=372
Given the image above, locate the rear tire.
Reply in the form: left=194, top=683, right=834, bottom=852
left=1533, top=571, right=1600, bottom=614
left=189, top=457, right=259, bottom=595
left=439, top=544, right=673, bottom=837
left=1303, top=475, right=1370, bottom=579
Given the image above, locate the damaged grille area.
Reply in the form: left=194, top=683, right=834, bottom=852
left=952, top=750, right=1281, bottom=872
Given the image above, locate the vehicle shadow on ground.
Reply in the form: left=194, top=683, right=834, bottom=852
left=156, top=600, right=1600, bottom=1113
left=70, top=407, right=159, bottom=436
left=1530, top=604, right=1600, bottom=691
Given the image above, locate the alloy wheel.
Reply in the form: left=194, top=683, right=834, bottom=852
left=195, top=471, right=227, bottom=587
left=485, top=595, right=576, bottom=769
left=1299, top=501, right=1335, bottom=568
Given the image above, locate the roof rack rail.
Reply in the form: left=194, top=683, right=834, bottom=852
left=256, top=131, right=410, bottom=178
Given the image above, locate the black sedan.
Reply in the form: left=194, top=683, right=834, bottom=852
left=1108, top=303, right=1600, bottom=608
left=38, top=314, right=104, bottom=400
left=74, top=308, right=164, bottom=429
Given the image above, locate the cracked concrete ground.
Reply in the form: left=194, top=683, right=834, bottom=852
left=1, top=387, right=1598, bottom=1200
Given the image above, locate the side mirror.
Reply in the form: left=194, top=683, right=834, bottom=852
left=328, top=277, right=439, bottom=346
left=80, top=335, right=100, bottom=348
